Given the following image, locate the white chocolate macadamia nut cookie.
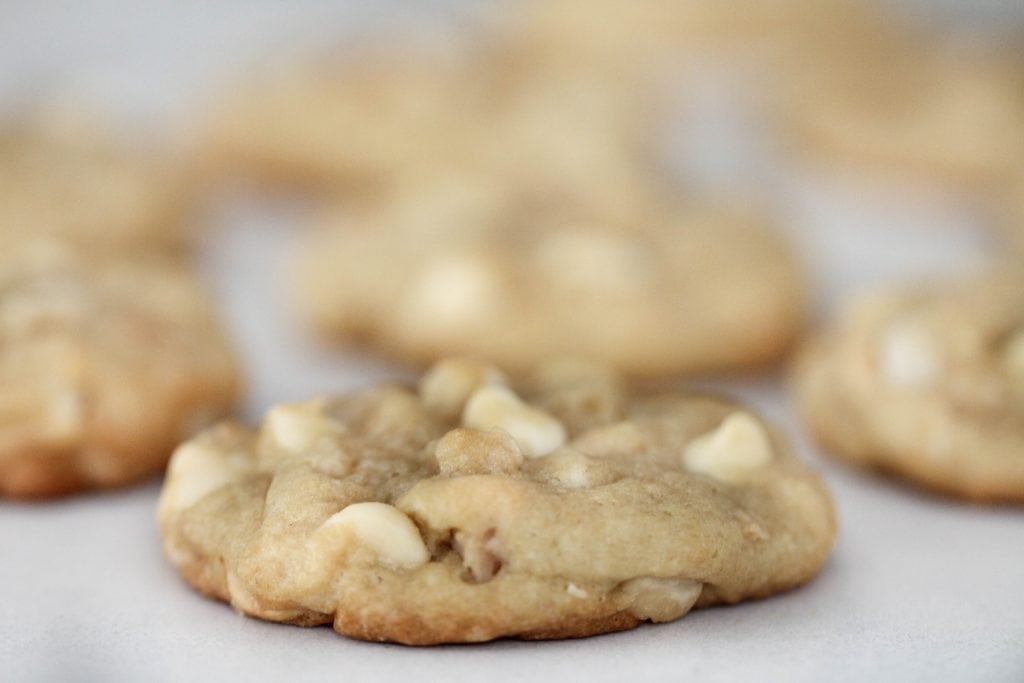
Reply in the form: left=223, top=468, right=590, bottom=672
left=295, top=181, right=805, bottom=377
left=0, top=240, right=241, bottom=498
left=793, top=270, right=1024, bottom=503
left=772, top=43, right=1024, bottom=188
left=158, top=358, right=835, bottom=645
left=0, top=109, right=190, bottom=252
left=204, top=46, right=658, bottom=200
left=506, top=0, right=887, bottom=73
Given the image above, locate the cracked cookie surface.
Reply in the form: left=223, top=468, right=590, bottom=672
left=158, top=358, right=835, bottom=644
left=0, top=240, right=241, bottom=497
left=793, top=270, right=1024, bottom=502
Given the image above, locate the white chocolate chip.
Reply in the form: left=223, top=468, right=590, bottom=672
left=160, top=441, right=252, bottom=514
left=566, top=582, right=588, bottom=599
left=315, top=502, right=428, bottom=570
left=419, top=358, right=509, bottom=419
left=682, top=413, right=773, bottom=483
left=47, top=388, right=84, bottom=437
left=402, top=253, right=498, bottom=329
left=462, top=385, right=566, bottom=458
left=618, top=577, right=703, bottom=623
left=453, top=528, right=503, bottom=583
left=878, top=320, right=941, bottom=388
left=536, top=228, right=650, bottom=294
left=264, top=403, right=346, bottom=454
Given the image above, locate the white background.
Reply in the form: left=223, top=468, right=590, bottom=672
left=1, top=2, right=1023, bottom=681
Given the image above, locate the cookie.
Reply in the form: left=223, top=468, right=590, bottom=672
left=204, top=50, right=486, bottom=193
left=294, top=175, right=806, bottom=377
left=993, top=174, right=1024, bottom=251
left=0, top=240, right=241, bottom=498
left=0, top=109, right=190, bottom=253
left=505, top=0, right=888, bottom=72
left=157, top=357, right=836, bottom=644
left=792, top=270, right=1024, bottom=502
left=204, top=45, right=657, bottom=198
left=772, top=43, right=1024, bottom=189
left=448, top=53, right=661, bottom=207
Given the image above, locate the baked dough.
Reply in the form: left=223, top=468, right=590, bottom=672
left=158, top=358, right=836, bottom=644
left=793, top=270, right=1024, bottom=502
left=0, top=109, right=190, bottom=252
left=0, top=239, right=241, bottom=497
left=294, top=177, right=806, bottom=377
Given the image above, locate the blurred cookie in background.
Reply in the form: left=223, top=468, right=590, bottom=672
left=502, top=0, right=890, bottom=74
left=0, top=107, right=193, bottom=254
left=202, top=45, right=489, bottom=195
left=293, top=172, right=806, bottom=378
left=769, top=40, right=1024, bottom=193
left=446, top=51, right=666, bottom=208
left=991, top=173, right=1024, bottom=251
left=201, top=39, right=665, bottom=200
left=792, top=269, right=1024, bottom=503
left=0, top=239, right=242, bottom=498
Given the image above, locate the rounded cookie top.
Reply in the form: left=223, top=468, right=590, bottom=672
left=771, top=42, right=1024, bottom=188
left=792, top=270, right=1024, bottom=502
left=204, top=46, right=658, bottom=198
left=0, top=240, right=241, bottom=498
left=295, top=180, right=805, bottom=377
left=204, top=49, right=488, bottom=193
left=993, top=174, right=1024, bottom=252
left=507, top=0, right=886, bottom=69
left=158, top=358, right=836, bottom=645
left=0, top=109, right=190, bottom=253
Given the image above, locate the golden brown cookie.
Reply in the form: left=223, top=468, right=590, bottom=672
left=203, top=49, right=487, bottom=193
left=992, top=173, right=1024, bottom=251
left=294, top=176, right=806, bottom=377
left=0, top=240, right=241, bottom=498
left=158, top=358, right=836, bottom=645
left=772, top=43, right=1024, bottom=189
left=0, top=109, right=191, bottom=253
left=203, top=44, right=658, bottom=199
left=503, top=0, right=889, bottom=73
left=792, top=270, right=1024, bottom=503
